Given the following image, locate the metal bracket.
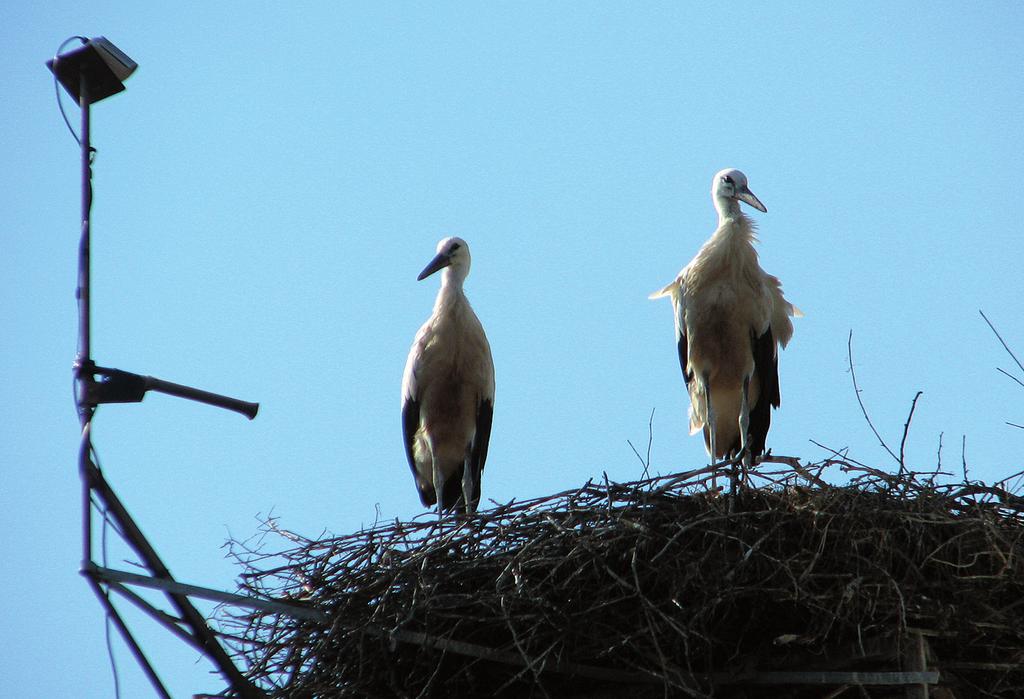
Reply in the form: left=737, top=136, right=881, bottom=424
left=78, top=362, right=259, bottom=419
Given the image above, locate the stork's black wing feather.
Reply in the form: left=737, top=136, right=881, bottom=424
left=675, top=295, right=692, bottom=386
left=676, top=331, right=692, bottom=386
left=401, top=397, right=435, bottom=507
left=748, top=327, right=780, bottom=458
left=467, top=398, right=494, bottom=510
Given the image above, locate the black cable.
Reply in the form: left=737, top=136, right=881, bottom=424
left=103, top=555, right=122, bottom=699
left=89, top=495, right=126, bottom=540
left=52, top=36, right=89, bottom=147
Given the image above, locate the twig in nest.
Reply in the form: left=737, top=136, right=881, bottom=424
left=898, top=391, right=924, bottom=476
left=627, top=408, right=656, bottom=480
left=758, top=454, right=830, bottom=489
left=847, top=331, right=900, bottom=465
left=961, top=435, right=969, bottom=483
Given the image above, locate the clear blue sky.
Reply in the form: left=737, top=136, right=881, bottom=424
left=4, top=3, right=1023, bottom=696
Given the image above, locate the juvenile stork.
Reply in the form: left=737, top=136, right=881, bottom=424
left=650, top=168, right=799, bottom=478
left=401, top=237, right=495, bottom=514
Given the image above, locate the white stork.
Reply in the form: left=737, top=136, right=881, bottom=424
left=401, top=237, right=495, bottom=514
left=650, top=168, right=800, bottom=475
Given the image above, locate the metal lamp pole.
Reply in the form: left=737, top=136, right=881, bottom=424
left=53, top=37, right=265, bottom=699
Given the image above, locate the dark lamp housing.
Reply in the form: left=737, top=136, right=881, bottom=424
left=47, top=37, right=137, bottom=104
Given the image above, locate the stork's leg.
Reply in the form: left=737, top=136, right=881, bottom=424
left=431, top=447, right=446, bottom=517
left=736, top=374, right=752, bottom=492
left=462, top=445, right=475, bottom=515
left=703, top=374, right=719, bottom=488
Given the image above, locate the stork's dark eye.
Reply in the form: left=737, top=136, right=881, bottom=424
left=450, top=243, right=461, bottom=251
left=721, top=175, right=734, bottom=185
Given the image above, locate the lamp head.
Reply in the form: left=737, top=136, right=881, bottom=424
left=47, top=37, right=137, bottom=104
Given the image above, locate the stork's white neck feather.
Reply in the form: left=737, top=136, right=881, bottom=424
left=714, top=194, right=745, bottom=224
left=711, top=207, right=757, bottom=244
left=433, top=269, right=468, bottom=314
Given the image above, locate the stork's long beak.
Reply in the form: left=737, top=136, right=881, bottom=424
left=737, top=187, right=767, bottom=213
left=417, top=252, right=452, bottom=281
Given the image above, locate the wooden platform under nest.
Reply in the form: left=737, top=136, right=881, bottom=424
left=220, top=458, right=1024, bottom=698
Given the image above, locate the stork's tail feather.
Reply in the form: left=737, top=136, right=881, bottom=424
left=649, top=280, right=679, bottom=300
left=688, top=410, right=703, bottom=436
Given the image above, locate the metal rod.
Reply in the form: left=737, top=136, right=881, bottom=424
left=76, top=71, right=97, bottom=633
left=82, top=365, right=259, bottom=419
left=84, top=460, right=265, bottom=697
left=100, top=579, right=206, bottom=653
left=92, top=565, right=324, bottom=622
left=85, top=576, right=173, bottom=699
left=81, top=434, right=178, bottom=699
left=77, top=71, right=91, bottom=367
left=80, top=425, right=94, bottom=572
left=144, top=376, right=259, bottom=419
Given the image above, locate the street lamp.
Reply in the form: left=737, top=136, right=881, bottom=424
left=48, top=36, right=137, bottom=105
left=48, top=37, right=264, bottom=699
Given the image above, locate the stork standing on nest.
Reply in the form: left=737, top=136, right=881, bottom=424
left=650, top=169, right=799, bottom=483
left=402, top=237, right=495, bottom=514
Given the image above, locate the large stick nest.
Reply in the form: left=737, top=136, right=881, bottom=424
left=220, top=458, right=1024, bottom=698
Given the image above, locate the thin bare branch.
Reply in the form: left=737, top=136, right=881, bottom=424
left=847, top=331, right=900, bottom=465
left=644, top=408, right=654, bottom=480
left=980, top=309, right=1024, bottom=378
left=996, top=367, right=1024, bottom=390
left=898, top=391, right=924, bottom=474
left=961, top=434, right=969, bottom=483
left=626, top=409, right=656, bottom=480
